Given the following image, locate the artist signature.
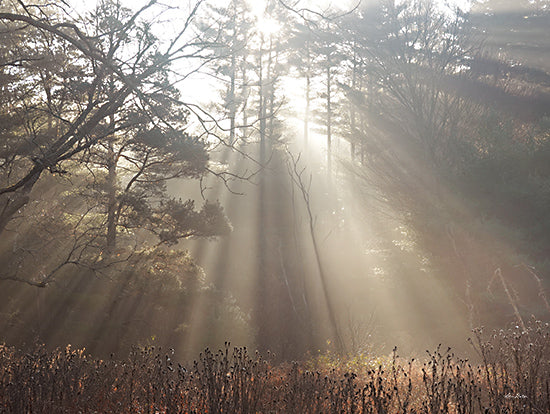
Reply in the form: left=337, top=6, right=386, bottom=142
left=504, top=393, right=528, bottom=399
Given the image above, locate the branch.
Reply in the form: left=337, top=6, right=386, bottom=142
left=285, top=147, right=344, bottom=354
left=278, top=0, right=361, bottom=23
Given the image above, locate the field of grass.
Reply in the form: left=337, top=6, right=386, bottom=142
left=1, top=319, right=548, bottom=413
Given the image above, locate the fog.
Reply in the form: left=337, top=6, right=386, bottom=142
left=0, top=0, right=549, bottom=365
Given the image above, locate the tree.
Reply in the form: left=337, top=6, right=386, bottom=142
left=199, top=0, right=256, bottom=145
left=321, top=23, right=347, bottom=174
left=290, top=13, right=346, bottom=173
left=0, top=0, right=232, bottom=287
left=287, top=21, right=316, bottom=147
left=0, top=0, right=219, bottom=237
left=338, top=0, right=550, bottom=327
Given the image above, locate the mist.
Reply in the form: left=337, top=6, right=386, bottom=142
left=0, top=1, right=549, bottom=408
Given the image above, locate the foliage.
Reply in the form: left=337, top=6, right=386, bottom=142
left=0, top=0, right=225, bottom=235
left=330, top=0, right=550, bottom=329
left=0, top=245, right=250, bottom=358
left=0, top=0, right=232, bottom=288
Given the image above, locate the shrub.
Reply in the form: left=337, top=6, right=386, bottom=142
left=0, top=319, right=548, bottom=413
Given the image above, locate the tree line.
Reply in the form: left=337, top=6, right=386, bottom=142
left=1, top=0, right=549, bottom=357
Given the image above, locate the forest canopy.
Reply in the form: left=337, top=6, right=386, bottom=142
left=0, top=0, right=549, bottom=361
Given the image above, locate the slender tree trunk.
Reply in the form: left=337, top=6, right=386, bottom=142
left=326, top=59, right=332, bottom=174
left=106, top=144, right=117, bottom=253
left=256, top=32, right=269, bottom=354
left=229, top=55, right=236, bottom=145
left=105, top=114, right=117, bottom=253
left=288, top=154, right=344, bottom=354
left=229, top=16, right=237, bottom=145
left=361, top=74, right=370, bottom=166
left=267, top=35, right=276, bottom=139
left=241, top=70, right=248, bottom=140
left=258, top=34, right=266, bottom=162
left=350, top=48, right=357, bottom=160
left=304, top=42, right=311, bottom=149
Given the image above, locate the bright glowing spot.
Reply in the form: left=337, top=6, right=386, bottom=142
left=256, top=17, right=281, bottom=36
left=372, top=267, right=385, bottom=276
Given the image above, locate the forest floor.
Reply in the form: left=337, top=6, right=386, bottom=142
left=1, top=319, right=549, bottom=413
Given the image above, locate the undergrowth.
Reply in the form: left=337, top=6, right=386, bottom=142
left=0, top=319, right=548, bottom=413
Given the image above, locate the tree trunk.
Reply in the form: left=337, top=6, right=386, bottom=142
left=326, top=60, right=332, bottom=174
left=350, top=48, right=357, bottom=160
left=105, top=111, right=117, bottom=253
left=241, top=64, right=249, bottom=140
left=0, top=169, right=42, bottom=235
left=304, top=42, right=311, bottom=149
left=258, top=34, right=266, bottom=163
left=106, top=141, right=117, bottom=253
left=229, top=18, right=237, bottom=145
left=267, top=35, right=275, bottom=139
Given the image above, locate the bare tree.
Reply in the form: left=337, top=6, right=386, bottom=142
left=286, top=150, right=345, bottom=354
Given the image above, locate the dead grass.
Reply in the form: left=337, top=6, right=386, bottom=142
left=1, top=319, right=548, bottom=413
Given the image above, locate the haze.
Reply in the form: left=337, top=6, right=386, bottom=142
left=1, top=0, right=549, bottom=367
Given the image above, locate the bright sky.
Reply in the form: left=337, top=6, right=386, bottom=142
left=64, top=0, right=474, bottom=114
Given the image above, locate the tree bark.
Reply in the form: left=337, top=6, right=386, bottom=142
left=0, top=169, right=42, bottom=234
left=106, top=142, right=118, bottom=253
left=304, top=42, right=311, bottom=149
left=229, top=13, right=237, bottom=145
left=326, top=60, right=332, bottom=174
